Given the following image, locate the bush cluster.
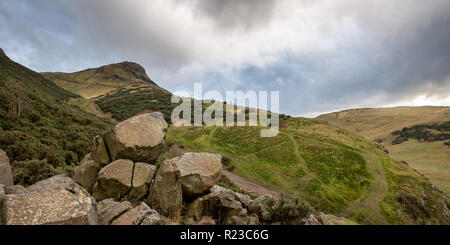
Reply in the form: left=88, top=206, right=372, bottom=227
left=265, top=194, right=313, bottom=225
left=391, top=122, right=450, bottom=145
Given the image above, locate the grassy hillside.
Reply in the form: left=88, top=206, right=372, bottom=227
left=0, top=48, right=114, bottom=186
left=165, top=117, right=449, bottom=224
left=316, top=107, right=450, bottom=199
left=41, top=61, right=166, bottom=99
left=316, top=106, right=450, bottom=141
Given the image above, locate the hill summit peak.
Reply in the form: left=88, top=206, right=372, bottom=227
left=0, top=48, right=7, bottom=58
left=41, top=60, right=159, bottom=98
left=81, top=61, right=155, bottom=85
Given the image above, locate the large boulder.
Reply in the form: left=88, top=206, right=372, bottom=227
left=97, top=198, right=132, bottom=225
left=186, top=185, right=244, bottom=224
left=0, top=175, right=97, bottom=225
left=73, top=154, right=101, bottom=193
left=0, top=150, right=13, bottom=186
left=92, top=159, right=134, bottom=201
left=170, top=153, right=222, bottom=197
left=104, top=112, right=168, bottom=163
left=111, top=202, right=162, bottom=225
left=129, top=162, right=156, bottom=202
left=147, top=160, right=182, bottom=218
left=92, top=135, right=111, bottom=167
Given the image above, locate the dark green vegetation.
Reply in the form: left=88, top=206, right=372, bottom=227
left=95, top=86, right=286, bottom=124
left=0, top=49, right=113, bottom=186
left=391, top=121, right=450, bottom=145
left=95, top=86, right=176, bottom=122
left=265, top=194, right=313, bottom=225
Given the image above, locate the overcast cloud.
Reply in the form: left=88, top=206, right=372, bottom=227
left=1, top=0, right=449, bottom=117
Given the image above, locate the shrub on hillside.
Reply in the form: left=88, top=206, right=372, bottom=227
left=265, top=194, right=313, bottom=225
left=391, top=121, right=450, bottom=144
left=12, top=159, right=67, bottom=186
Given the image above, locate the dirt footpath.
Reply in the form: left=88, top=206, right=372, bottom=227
left=222, top=170, right=280, bottom=198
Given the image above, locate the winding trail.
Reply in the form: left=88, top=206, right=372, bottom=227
left=88, top=101, right=107, bottom=118
left=223, top=170, right=280, bottom=198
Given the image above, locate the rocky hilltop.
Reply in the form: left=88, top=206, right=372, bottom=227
left=0, top=112, right=343, bottom=225
left=41, top=62, right=164, bottom=99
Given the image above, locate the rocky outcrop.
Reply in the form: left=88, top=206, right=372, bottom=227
left=235, top=192, right=252, bottom=208
left=147, top=160, right=182, bottom=218
left=111, top=202, right=162, bottom=225
left=104, top=112, right=168, bottom=163
left=73, top=154, right=101, bottom=193
left=171, top=153, right=222, bottom=197
left=97, top=198, right=132, bottom=225
left=92, top=159, right=134, bottom=201
left=0, top=175, right=97, bottom=225
left=92, top=135, right=111, bottom=166
left=0, top=150, right=13, bottom=186
left=248, top=194, right=273, bottom=222
left=186, top=185, right=245, bottom=224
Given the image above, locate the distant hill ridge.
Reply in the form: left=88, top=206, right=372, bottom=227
left=41, top=61, right=164, bottom=99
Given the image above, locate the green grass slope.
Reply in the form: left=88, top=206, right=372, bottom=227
left=166, top=117, right=449, bottom=224
left=0, top=48, right=113, bottom=186
left=316, top=107, right=450, bottom=199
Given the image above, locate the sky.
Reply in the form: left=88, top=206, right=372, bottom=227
left=1, top=0, right=449, bottom=117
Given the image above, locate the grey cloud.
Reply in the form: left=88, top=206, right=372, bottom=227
left=188, top=0, right=277, bottom=30
left=197, top=10, right=450, bottom=116
left=0, top=0, right=449, bottom=117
